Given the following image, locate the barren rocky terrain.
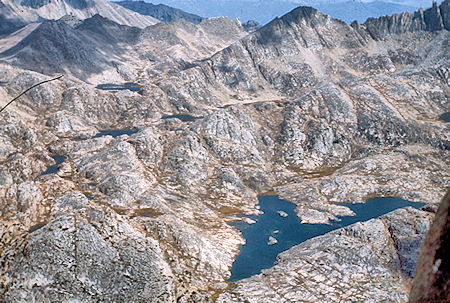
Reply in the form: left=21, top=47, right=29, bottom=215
left=0, top=0, right=448, bottom=302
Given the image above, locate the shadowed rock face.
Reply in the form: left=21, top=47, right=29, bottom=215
left=0, top=1, right=28, bottom=36
left=116, top=0, right=204, bottom=24
left=1, top=0, right=159, bottom=28
left=19, top=0, right=51, bottom=9
left=359, top=0, right=449, bottom=40
left=409, top=191, right=450, bottom=303
left=0, top=19, right=109, bottom=78
left=21, top=0, right=92, bottom=9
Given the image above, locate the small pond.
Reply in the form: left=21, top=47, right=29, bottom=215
left=93, top=128, right=138, bottom=138
left=84, top=194, right=94, bottom=200
left=41, top=155, right=67, bottom=176
left=96, top=83, right=141, bottom=92
left=161, top=114, right=200, bottom=122
left=28, top=223, right=47, bottom=233
left=72, top=128, right=138, bottom=141
left=229, top=195, right=426, bottom=281
left=439, top=112, right=450, bottom=123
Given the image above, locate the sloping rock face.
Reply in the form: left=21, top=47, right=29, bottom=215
left=116, top=0, right=204, bottom=24
left=0, top=194, right=176, bottom=303
left=0, top=1, right=449, bottom=302
left=1, top=19, right=113, bottom=78
left=242, top=20, right=261, bottom=32
left=0, top=0, right=159, bottom=28
left=0, top=1, right=27, bottom=36
left=409, top=191, right=450, bottom=302
left=218, top=206, right=435, bottom=303
left=0, top=14, right=248, bottom=81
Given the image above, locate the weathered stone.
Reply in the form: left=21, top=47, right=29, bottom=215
left=409, top=191, right=450, bottom=302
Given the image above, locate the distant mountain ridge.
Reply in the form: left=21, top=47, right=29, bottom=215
left=312, top=0, right=417, bottom=23
left=0, top=12, right=247, bottom=80
left=147, top=0, right=423, bottom=24
left=116, top=0, right=204, bottom=24
left=0, top=0, right=159, bottom=36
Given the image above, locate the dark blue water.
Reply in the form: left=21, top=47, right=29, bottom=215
left=229, top=195, right=425, bottom=281
left=161, top=114, right=200, bottom=122
left=28, top=223, right=46, bottom=233
left=41, top=155, right=67, bottom=176
left=439, top=112, right=450, bottom=123
left=72, top=129, right=137, bottom=141
left=84, top=194, right=94, bottom=200
left=96, top=83, right=141, bottom=92
left=93, top=128, right=138, bottom=138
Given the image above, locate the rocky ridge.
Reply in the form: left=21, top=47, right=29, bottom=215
left=116, top=0, right=204, bottom=24
left=0, top=0, right=158, bottom=34
left=0, top=1, right=448, bottom=302
left=0, top=13, right=248, bottom=82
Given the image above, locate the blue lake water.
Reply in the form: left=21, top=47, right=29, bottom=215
left=96, top=83, right=141, bottom=92
left=84, top=194, right=94, bottom=200
left=439, top=112, right=450, bottom=123
left=161, top=114, right=200, bottom=122
left=28, top=223, right=46, bottom=233
left=72, top=129, right=138, bottom=141
left=41, top=155, right=67, bottom=176
left=229, top=195, right=426, bottom=281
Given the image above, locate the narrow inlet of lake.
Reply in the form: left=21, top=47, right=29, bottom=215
left=96, top=83, right=141, bottom=92
left=161, top=114, right=200, bottom=122
left=41, top=155, right=67, bottom=176
left=229, top=195, right=426, bottom=282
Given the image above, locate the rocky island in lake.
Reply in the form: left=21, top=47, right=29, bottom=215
left=0, top=0, right=448, bottom=302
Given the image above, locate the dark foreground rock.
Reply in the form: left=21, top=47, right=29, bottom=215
left=409, top=191, right=450, bottom=303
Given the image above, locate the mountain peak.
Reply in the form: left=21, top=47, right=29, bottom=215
left=287, top=6, right=319, bottom=20
left=1, top=0, right=159, bottom=30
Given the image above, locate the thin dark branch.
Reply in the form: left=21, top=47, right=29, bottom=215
left=0, top=75, right=63, bottom=115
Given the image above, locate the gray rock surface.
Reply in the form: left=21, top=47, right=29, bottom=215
left=0, top=193, right=176, bottom=303
left=116, top=1, right=204, bottom=24
left=0, top=0, right=159, bottom=28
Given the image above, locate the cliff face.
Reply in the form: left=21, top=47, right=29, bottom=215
left=409, top=191, right=450, bottom=302
left=359, top=1, right=448, bottom=40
